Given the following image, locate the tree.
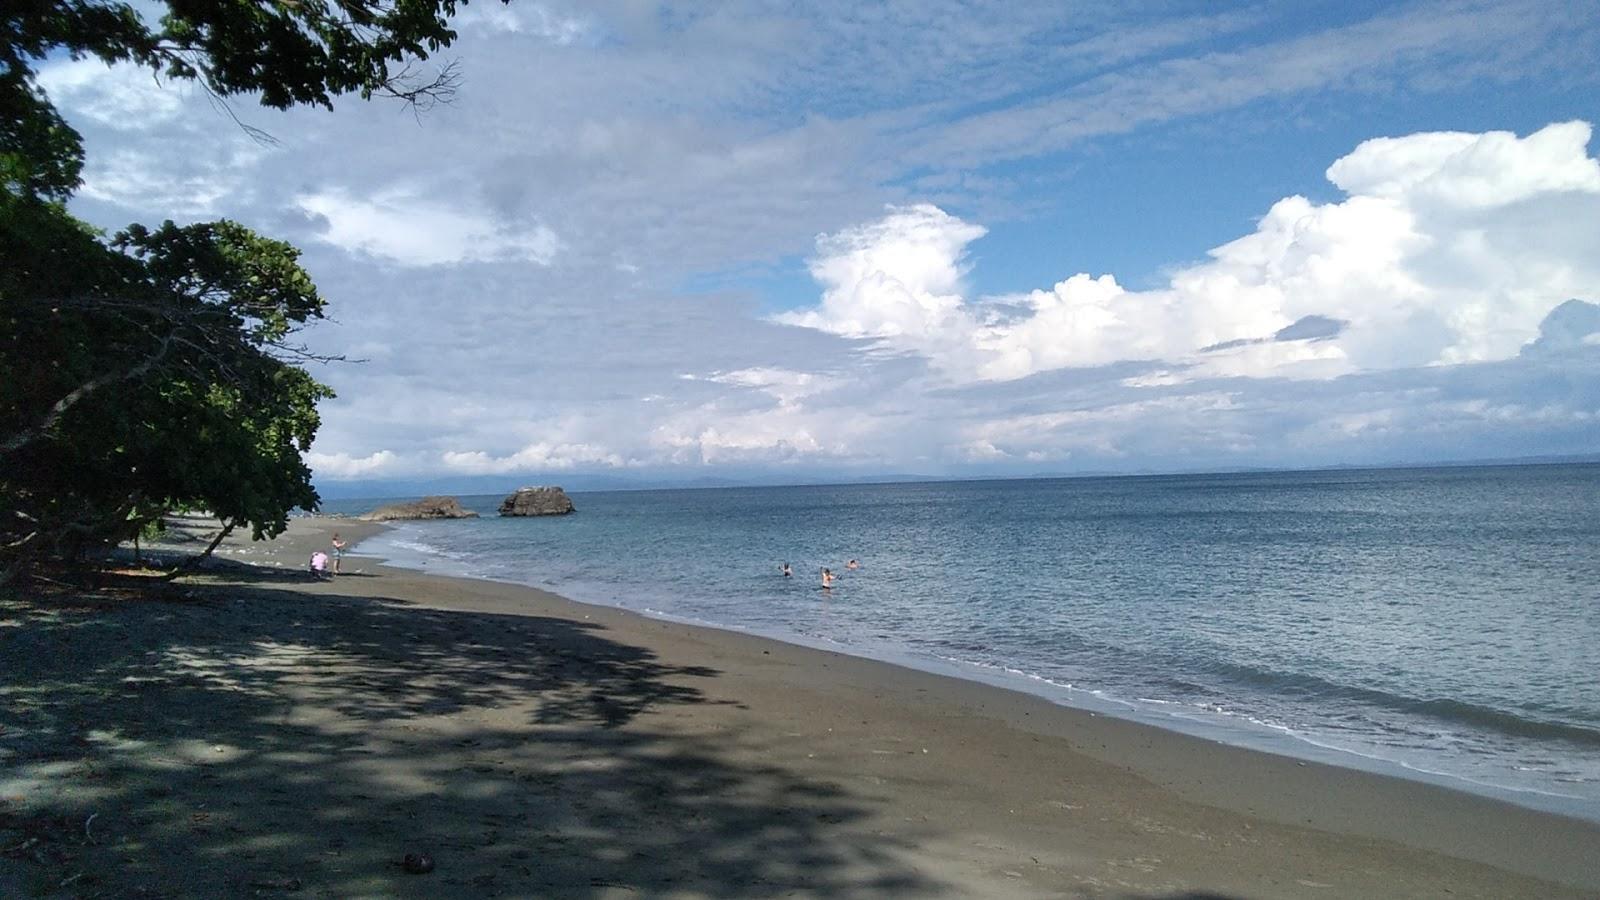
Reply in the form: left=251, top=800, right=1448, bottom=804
left=1, top=1, right=498, bottom=582
left=1, top=203, right=333, bottom=576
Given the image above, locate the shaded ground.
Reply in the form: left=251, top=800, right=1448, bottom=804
left=0, top=577, right=936, bottom=897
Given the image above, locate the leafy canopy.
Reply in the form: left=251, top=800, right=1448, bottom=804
left=4, top=0, right=475, bottom=200
left=1, top=1, right=496, bottom=579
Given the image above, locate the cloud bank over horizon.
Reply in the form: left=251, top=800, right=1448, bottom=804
left=783, top=122, right=1600, bottom=385
left=309, top=120, right=1599, bottom=484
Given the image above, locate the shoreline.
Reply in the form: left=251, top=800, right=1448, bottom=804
left=356, top=518, right=1600, bottom=827
left=4, top=515, right=1597, bottom=896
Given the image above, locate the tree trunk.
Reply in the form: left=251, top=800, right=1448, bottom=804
left=0, top=335, right=173, bottom=456
left=161, top=517, right=235, bottom=580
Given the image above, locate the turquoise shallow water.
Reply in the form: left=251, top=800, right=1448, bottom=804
left=325, top=464, right=1600, bottom=821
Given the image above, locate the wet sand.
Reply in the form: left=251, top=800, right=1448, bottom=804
left=2, top=515, right=1597, bottom=897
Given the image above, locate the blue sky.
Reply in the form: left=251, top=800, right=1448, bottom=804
left=39, top=0, right=1600, bottom=491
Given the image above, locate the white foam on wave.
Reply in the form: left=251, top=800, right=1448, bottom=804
left=387, top=538, right=452, bottom=557
left=637, top=606, right=752, bottom=632
left=910, top=649, right=1597, bottom=813
left=1391, top=760, right=1586, bottom=800
left=1154, top=701, right=1594, bottom=803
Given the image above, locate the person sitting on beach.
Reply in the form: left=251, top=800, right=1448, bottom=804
left=846, top=559, right=859, bottom=570
left=821, top=567, right=835, bottom=588
left=331, top=533, right=347, bottom=574
left=781, top=562, right=792, bottom=577
left=309, top=551, right=330, bottom=578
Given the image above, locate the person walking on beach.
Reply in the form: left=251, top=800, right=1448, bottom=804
left=331, top=533, right=347, bottom=575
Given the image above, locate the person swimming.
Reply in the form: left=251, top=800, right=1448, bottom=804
left=781, top=562, right=792, bottom=577
left=846, top=559, right=859, bottom=570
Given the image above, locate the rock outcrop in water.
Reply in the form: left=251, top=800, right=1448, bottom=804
left=499, top=486, right=575, bottom=517
left=360, top=496, right=479, bottom=521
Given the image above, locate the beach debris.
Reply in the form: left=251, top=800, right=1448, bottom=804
left=402, top=852, right=436, bottom=874
left=83, top=812, right=97, bottom=844
left=248, top=877, right=303, bottom=891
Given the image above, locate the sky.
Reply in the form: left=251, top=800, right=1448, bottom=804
left=41, top=0, right=1600, bottom=495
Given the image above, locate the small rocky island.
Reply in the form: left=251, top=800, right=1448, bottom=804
left=499, top=486, right=575, bottom=516
left=360, top=496, right=479, bottom=521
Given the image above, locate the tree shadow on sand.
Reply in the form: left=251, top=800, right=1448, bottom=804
left=1, top=580, right=941, bottom=897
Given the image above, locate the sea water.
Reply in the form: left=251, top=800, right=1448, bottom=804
left=325, top=464, right=1600, bottom=821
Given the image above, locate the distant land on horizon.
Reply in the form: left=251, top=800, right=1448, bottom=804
left=312, top=453, right=1600, bottom=502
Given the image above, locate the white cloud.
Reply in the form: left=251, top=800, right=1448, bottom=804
left=39, top=5, right=1600, bottom=483
left=780, top=204, right=985, bottom=342
left=442, top=442, right=627, bottom=474
left=1327, top=120, right=1600, bottom=209
left=296, top=188, right=562, bottom=267
left=786, top=121, right=1600, bottom=384
left=456, top=2, right=591, bottom=44
left=697, top=367, right=844, bottom=408
left=649, top=419, right=836, bottom=466
left=77, top=142, right=270, bottom=215
left=307, top=450, right=398, bottom=478
left=645, top=385, right=887, bottom=465
left=37, top=57, right=269, bottom=215
left=36, top=59, right=186, bottom=127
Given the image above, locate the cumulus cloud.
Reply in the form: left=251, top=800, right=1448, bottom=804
left=1326, top=122, right=1600, bottom=207
left=775, top=204, right=992, bottom=375
left=296, top=188, right=562, bottom=267
left=441, top=442, right=627, bottom=474
left=306, top=450, right=398, bottom=479
left=785, top=122, right=1600, bottom=384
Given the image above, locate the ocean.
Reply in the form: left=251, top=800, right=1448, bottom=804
left=324, top=464, right=1600, bottom=822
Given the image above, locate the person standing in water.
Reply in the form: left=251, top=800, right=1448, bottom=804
left=821, top=567, right=835, bottom=589
left=781, top=562, right=792, bottom=577
left=331, top=533, right=347, bottom=575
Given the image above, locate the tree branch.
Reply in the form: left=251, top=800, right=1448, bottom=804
left=0, top=334, right=174, bottom=455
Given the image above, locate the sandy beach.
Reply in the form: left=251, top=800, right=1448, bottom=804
left=3, top=516, right=1597, bottom=898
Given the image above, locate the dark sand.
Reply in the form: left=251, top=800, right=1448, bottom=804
left=3, top=516, right=1597, bottom=898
